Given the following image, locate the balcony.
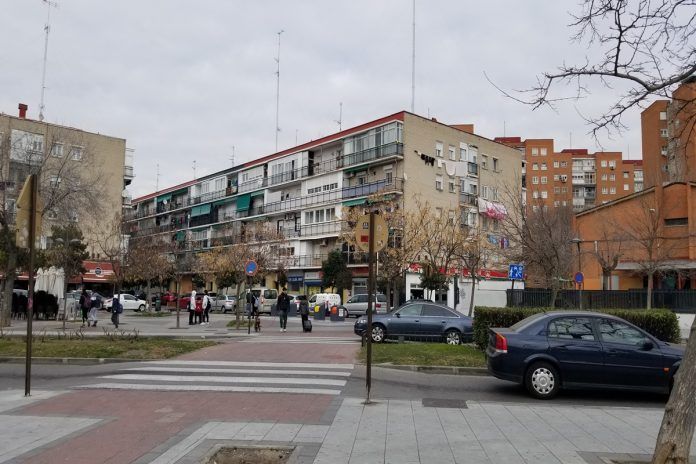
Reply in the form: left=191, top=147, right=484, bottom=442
left=271, top=254, right=327, bottom=268
left=460, top=193, right=478, bottom=206
left=343, top=142, right=403, bottom=170
left=124, top=165, right=134, bottom=179
left=467, top=162, right=479, bottom=176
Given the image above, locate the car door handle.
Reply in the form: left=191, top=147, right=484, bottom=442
left=441, top=320, right=446, bottom=324
left=414, top=319, right=419, bottom=323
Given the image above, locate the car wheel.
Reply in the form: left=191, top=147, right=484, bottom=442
left=445, top=329, right=462, bottom=345
left=138, top=304, right=145, bottom=312
left=371, top=325, right=386, bottom=343
left=525, top=362, right=560, bottom=399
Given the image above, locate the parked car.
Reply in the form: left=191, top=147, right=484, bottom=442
left=353, top=301, right=473, bottom=345
left=178, top=294, right=203, bottom=310
left=251, top=288, right=278, bottom=314
left=486, top=311, right=685, bottom=399
left=308, top=293, right=341, bottom=314
left=212, top=294, right=237, bottom=313
left=104, top=294, right=148, bottom=312
left=341, top=293, right=388, bottom=317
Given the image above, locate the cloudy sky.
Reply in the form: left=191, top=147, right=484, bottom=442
left=2, top=1, right=648, bottom=198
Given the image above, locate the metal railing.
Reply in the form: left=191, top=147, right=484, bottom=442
left=460, top=193, right=478, bottom=206
left=467, top=162, right=478, bottom=176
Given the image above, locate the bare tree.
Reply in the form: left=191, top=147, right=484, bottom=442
left=590, top=214, right=627, bottom=290
left=90, top=212, right=128, bottom=296
left=126, top=237, right=176, bottom=310
left=454, top=222, right=494, bottom=316
left=0, top=127, right=105, bottom=326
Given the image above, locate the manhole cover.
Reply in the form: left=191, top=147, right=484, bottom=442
left=205, top=446, right=293, bottom=464
left=422, top=398, right=468, bottom=409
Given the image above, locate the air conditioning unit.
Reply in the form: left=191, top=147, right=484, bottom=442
left=560, top=175, right=568, bottom=182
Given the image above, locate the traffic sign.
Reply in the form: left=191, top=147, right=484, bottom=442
left=354, top=213, right=388, bottom=253
left=574, top=272, right=584, bottom=284
left=508, top=264, right=524, bottom=280
left=245, top=260, right=258, bottom=276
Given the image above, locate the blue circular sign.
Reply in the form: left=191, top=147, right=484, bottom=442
left=94, top=267, right=102, bottom=276
left=245, top=260, right=258, bottom=276
left=574, top=272, right=584, bottom=284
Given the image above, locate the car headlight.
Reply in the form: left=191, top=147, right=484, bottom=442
left=357, top=318, right=367, bottom=324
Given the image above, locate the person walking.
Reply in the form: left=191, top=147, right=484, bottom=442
left=188, top=288, right=197, bottom=325
left=277, top=287, right=289, bottom=332
left=111, top=293, right=122, bottom=329
left=88, top=293, right=99, bottom=327
left=78, top=289, right=90, bottom=327
left=201, top=290, right=211, bottom=325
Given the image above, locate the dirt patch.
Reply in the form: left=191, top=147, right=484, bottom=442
left=205, top=446, right=293, bottom=464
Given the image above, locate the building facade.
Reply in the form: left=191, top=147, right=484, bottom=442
left=1, top=104, right=131, bottom=261
left=126, top=112, right=523, bottom=309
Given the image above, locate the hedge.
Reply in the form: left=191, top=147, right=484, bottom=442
left=473, top=307, right=681, bottom=350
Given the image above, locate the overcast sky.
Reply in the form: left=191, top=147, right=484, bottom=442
left=2, top=1, right=649, bottom=198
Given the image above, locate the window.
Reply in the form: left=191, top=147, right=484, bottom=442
left=69, top=210, right=79, bottom=222
left=435, top=142, right=443, bottom=157
left=481, top=185, right=489, bottom=199
left=423, top=305, right=456, bottom=318
left=553, top=161, right=559, bottom=168
left=560, top=161, right=567, bottom=167
left=623, top=171, right=629, bottom=179
left=398, top=304, right=422, bottom=317
left=201, top=182, right=210, bottom=194
left=51, top=143, right=64, bottom=158
left=540, top=148, right=547, bottom=156
left=70, top=146, right=83, bottom=161
left=659, top=111, right=667, bottom=120
left=435, top=207, right=443, bottom=217
left=532, top=205, right=539, bottom=212
left=665, top=217, right=688, bottom=226
left=490, top=187, right=499, bottom=201
left=548, top=317, right=596, bottom=341
left=561, top=187, right=567, bottom=193
left=448, top=179, right=456, bottom=193
left=532, top=176, right=538, bottom=185
left=435, top=175, right=443, bottom=191
left=448, top=210, right=455, bottom=224
left=459, top=143, right=468, bottom=161
left=214, top=178, right=225, bottom=191
left=481, top=155, right=488, bottom=169
left=623, top=184, right=629, bottom=191
left=492, top=157, right=499, bottom=171
left=598, top=319, right=647, bottom=345
left=305, top=211, right=314, bottom=224
left=541, top=190, right=548, bottom=199
left=554, top=187, right=560, bottom=194
left=531, top=147, right=538, bottom=156
left=562, top=201, right=567, bottom=206
left=532, top=163, right=539, bottom=171
left=601, top=174, right=607, bottom=181
left=49, top=175, right=61, bottom=187
left=553, top=175, right=559, bottom=181
left=661, top=128, right=668, bottom=138
left=541, top=176, right=547, bottom=184
left=661, top=146, right=668, bottom=156
left=449, top=146, right=456, bottom=160
left=46, top=209, right=58, bottom=220
left=602, top=187, right=608, bottom=194
left=532, top=191, right=539, bottom=199
left=609, top=161, right=616, bottom=168
left=610, top=187, right=616, bottom=194
left=554, top=201, right=560, bottom=207
left=541, top=162, right=547, bottom=171
left=600, top=160, right=607, bottom=167
left=385, top=171, right=393, bottom=185
left=315, top=209, right=325, bottom=222
left=609, top=174, right=615, bottom=181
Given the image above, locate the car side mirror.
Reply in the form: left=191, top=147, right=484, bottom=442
left=640, top=341, right=654, bottom=351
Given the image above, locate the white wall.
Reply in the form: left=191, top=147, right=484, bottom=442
left=676, top=313, right=694, bottom=340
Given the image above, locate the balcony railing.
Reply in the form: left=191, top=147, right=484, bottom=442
left=460, top=193, right=478, bottom=206
left=124, top=165, right=134, bottom=178
left=467, top=162, right=478, bottom=176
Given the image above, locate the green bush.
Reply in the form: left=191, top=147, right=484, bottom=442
left=473, top=307, right=681, bottom=350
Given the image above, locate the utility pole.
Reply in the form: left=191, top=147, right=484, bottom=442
left=26, top=175, right=39, bottom=396
left=335, top=102, right=343, bottom=131
left=365, top=210, right=375, bottom=404
left=275, top=30, right=284, bottom=152
left=39, top=0, right=58, bottom=122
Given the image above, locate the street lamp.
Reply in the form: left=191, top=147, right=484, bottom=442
left=570, top=237, right=582, bottom=310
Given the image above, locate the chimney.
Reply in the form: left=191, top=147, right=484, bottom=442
left=18, top=103, right=28, bottom=119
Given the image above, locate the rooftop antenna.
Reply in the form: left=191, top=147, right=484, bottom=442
left=503, top=120, right=506, bottom=137
left=230, top=146, right=235, bottom=168
left=335, top=102, right=343, bottom=131
left=295, top=129, right=299, bottom=145
left=275, top=30, right=284, bottom=152
left=193, top=160, right=197, bottom=180
left=156, top=163, right=160, bottom=191
left=411, top=0, right=416, bottom=113
left=39, top=0, right=59, bottom=122
left=569, top=132, right=572, bottom=148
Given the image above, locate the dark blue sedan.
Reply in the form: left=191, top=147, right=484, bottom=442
left=354, top=301, right=474, bottom=345
left=487, top=311, right=684, bottom=399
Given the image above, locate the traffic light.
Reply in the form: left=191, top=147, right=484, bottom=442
left=15, top=175, right=42, bottom=249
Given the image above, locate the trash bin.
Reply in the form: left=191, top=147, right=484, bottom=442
left=313, top=304, right=325, bottom=320
left=155, top=297, right=161, bottom=312
left=329, top=305, right=345, bottom=322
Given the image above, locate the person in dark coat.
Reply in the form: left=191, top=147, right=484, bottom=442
left=277, top=287, right=290, bottom=332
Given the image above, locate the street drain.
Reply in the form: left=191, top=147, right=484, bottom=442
left=205, top=446, right=293, bottom=464
left=422, top=398, right=468, bottom=409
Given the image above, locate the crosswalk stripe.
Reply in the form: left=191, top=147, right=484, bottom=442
left=145, top=360, right=354, bottom=370
left=78, top=383, right=342, bottom=395
left=125, top=367, right=352, bottom=377
left=100, top=374, right=347, bottom=386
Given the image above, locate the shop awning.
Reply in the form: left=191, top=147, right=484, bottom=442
left=191, top=204, right=212, bottom=217
left=212, top=198, right=234, bottom=208
left=343, top=198, right=367, bottom=207
left=156, top=193, right=172, bottom=203
left=236, top=193, right=251, bottom=211
left=250, top=190, right=265, bottom=198
left=344, top=165, right=368, bottom=174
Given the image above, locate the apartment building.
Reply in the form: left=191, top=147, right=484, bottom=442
left=495, top=137, right=644, bottom=212
left=1, top=104, right=131, bottom=263
left=126, top=112, right=523, bottom=308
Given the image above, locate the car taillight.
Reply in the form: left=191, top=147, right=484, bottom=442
left=495, top=333, right=508, bottom=353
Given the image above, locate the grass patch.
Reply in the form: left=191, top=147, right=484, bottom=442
left=359, top=342, right=486, bottom=367
left=128, top=311, right=172, bottom=317
left=226, top=319, right=254, bottom=329
left=0, top=337, right=216, bottom=359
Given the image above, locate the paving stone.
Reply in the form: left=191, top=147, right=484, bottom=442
left=264, top=423, right=303, bottom=442
left=234, top=421, right=275, bottom=440
left=294, top=424, right=329, bottom=443
left=385, top=401, right=420, bottom=464
left=412, top=402, right=456, bottom=464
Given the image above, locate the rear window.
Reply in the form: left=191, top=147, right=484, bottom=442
left=510, top=312, right=548, bottom=331
left=264, top=290, right=277, bottom=299
left=296, top=295, right=307, bottom=301
left=377, top=294, right=387, bottom=302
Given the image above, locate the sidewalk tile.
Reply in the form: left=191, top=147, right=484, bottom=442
left=385, top=400, right=419, bottom=464
left=206, top=422, right=247, bottom=440
left=349, top=401, right=388, bottom=464
left=234, top=421, right=275, bottom=440
left=412, top=402, right=456, bottom=464
left=294, top=424, right=329, bottom=443
left=149, top=421, right=219, bottom=464
left=264, top=423, right=303, bottom=442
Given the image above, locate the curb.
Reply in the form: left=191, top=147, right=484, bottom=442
left=357, top=362, right=489, bottom=376
left=0, top=356, right=148, bottom=365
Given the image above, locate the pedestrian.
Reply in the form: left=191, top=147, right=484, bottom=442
left=111, top=293, right=122, bottom=329
left=201, top=290, right=211, bottom=325
left=88, top=294, right=99, bottom=327
left=300, top=300, right=311, bottom=333
left=78, top=289, right=90, bottom=327
left=188, top=288, right=197, bottom=325
left=277, top=287, right=289, bottom=332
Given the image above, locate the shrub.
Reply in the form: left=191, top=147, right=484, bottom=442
left=473, top=307, right=681, bottom=350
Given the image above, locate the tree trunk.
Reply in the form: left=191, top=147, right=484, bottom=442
left=652, top=317, right=696, bottom=464
left=146, top=279, right=152, bottom=312
left=468, top=277, right=476, bottom=317
left=175, top=276, right=181, bottom=328
left=386, top=280, right=392, bottom=311
left=549, top=285, right=558, bottom=309
left=1, top=248, right=18, bottom=327
left=602, top=270, right=610, bottom=290
left=647, top=272, right=654, bottom=310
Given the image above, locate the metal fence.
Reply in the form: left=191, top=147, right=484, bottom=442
left=507, top=288, right=696, bottom=313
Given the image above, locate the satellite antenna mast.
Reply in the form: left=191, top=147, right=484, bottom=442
left=275, top=30, right=284, bottom=152
left=156, top=163, right=160, bottom=191
left=230, top=146, right=235, bottom=168
left=39, top=0, right=58, bottom=122
left=411, top=0, right=416, bottom=113
left=193, top=160, right=197, bottom=179
left=335, top=102, right=343, bottom=131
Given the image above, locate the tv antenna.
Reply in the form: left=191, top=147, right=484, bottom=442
left=156, top=163, right=160, bottom=191
left=193, top=160, right=197, bottom=179
left=275, top=30, right=284, bottom=152
left=230, top=146, right=235, bottom=168
left=335, top=102, right=343, bottom=131
left=411, top=0, right=416, bottom=113
left=39, top=0, right=59, bottom=122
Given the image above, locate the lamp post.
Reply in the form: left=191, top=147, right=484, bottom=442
left=570, top=237, right=582, bottom=310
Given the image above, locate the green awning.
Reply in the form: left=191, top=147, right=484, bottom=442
left=174, top=231, right=186, bottom=241
left=250, top=190, right=265, bottom=198
left=343, top=198, right=367, bottom=207
left=156, top=193, right=172, bottom=203
left=236, top=193, right=251, bottom=211
left=191, top=204, right=212, bottom=217
left=212, top=198, right=234, bottom=208
left=344, top=165, right=368, bottom=174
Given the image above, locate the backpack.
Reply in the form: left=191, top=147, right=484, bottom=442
left=195, top=299, right=203, bottom=313
left=80, top=294, right=90, bottom=310
left=206, top=297, right=212, bottom=310
left=114, top=298, right=123, bottom=314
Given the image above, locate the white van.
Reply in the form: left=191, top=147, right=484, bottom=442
left=308, top=293, right=341, bottom=309
left=251, top=288, right=278, bottom=314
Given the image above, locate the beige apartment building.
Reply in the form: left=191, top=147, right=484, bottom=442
left=1, top=104, right=131, bottom=264
left=127, top=111, right=523, bottom=309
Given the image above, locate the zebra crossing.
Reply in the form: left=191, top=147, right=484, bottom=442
left=75, top=360, right=354, bottom=395
left=241, top=335, right=360, bottom=345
